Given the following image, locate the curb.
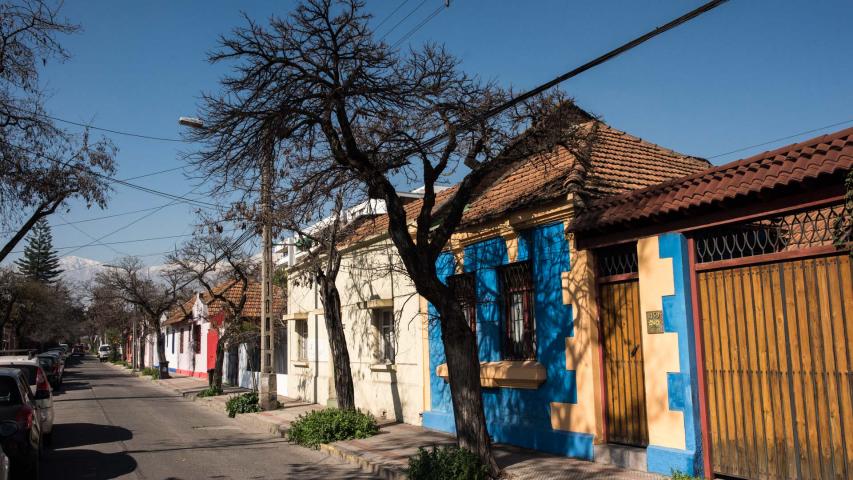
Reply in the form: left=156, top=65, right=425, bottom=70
left=319, top=443, right=406, bottom=480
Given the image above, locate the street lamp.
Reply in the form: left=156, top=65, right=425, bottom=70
left=178, top=116, right=277, bottom=409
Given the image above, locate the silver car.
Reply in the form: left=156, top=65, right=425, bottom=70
left=0, top=356, right=53, bottom=444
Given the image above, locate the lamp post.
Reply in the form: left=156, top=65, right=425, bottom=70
left=178, top=117, right=277, bottom=409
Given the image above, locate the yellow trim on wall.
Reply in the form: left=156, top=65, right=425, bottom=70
left=551, top=244, right=604, bottom=439
left=637, top=235, right=685, bottom=450
left=436, top=361, right=547, bottom=389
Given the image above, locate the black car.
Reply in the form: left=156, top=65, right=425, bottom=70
left=0, top=368, right=41, bottom=479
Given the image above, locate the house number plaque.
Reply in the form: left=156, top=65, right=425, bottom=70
left=646, top=310, right=664, bottom=334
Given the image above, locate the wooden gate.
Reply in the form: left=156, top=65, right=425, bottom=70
left=600, top=279, right=649, bottom=447
left=698, top=254, right=853, bottom=479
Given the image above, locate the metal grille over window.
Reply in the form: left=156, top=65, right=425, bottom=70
left=378, top=310, right=395, bottom=363
left=448, top=272, right=477, bottom=332
left=694, top=203, right=847, bottom=263
left=295, top=321, right=308, bottom=362
left=596, top=242, right=639, bottom=277
left=498, top=261, right=535, bottom=360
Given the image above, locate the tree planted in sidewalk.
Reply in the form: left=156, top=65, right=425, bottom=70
left=167, top=230, right=258, bottom=393
left=95, top=257, right=190, bottom=374
left=186, top=1, right=593, bottom=474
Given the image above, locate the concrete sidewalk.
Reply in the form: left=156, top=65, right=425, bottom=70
left=321, top=423, right=664, bottom=480
left=151, top=371, right=323, bottom=437
left=111, top=364, right=663, bottom=479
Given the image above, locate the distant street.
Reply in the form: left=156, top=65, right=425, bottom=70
left=41, top=358, right=377, bottom=480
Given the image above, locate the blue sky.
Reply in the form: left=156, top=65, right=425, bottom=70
left=5, top=0, right=853, bottom=266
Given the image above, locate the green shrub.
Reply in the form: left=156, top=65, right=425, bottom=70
left=406, top=445, right=488, bottom=480
left=225, top=392, right=261, bottom=418
left=197, top=386, right=223, bottom=397
left=141, top=367, right=160, bottom=379
left=286, top=408, right=379, bottom=449
left=670, top=471, right=702, bottom=480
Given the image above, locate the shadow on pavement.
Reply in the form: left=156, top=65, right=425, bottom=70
left=50, top=423, right=133, bottom=449
left=41, top=449, right=137, bottom=480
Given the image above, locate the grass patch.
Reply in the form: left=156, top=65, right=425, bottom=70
left=225, top=392, right=261, bottom=418
left=670, top=470, right=702, bottom=480
left=287, top=408, right=378, bottom=449
left=141, top=367, right=160, bottom=379
left=197, top=386, right=223, bottom=397
left=110, top=359, right=130, bottom=368
left=406, top=445, right=488, bottom=480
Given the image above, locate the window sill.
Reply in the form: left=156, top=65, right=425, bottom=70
left=370, top=363, right=397, bottom=372
left=292, top=361, right=309, bottom=368
left=436, top=361, right=546, bottom=389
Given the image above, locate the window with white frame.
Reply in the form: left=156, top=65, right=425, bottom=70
left=376, top=309, right=395, bottom=363
left=294, top=320, right=308, bottom=362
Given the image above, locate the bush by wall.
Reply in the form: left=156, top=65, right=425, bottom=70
left=406, top=445, right=488, bottom=480
left=286, top=408, right=378, bottom=449
left=141, top=367, right=160, bottom=379
left=197, top=386, right=223, bottom=397
left=225, top=392, right=261, bottom=418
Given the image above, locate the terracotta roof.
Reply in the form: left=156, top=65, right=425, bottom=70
left=164, top=280, right=285, bottom=326
left=341, top=121, right=707, bottom=243
left=460, top=123, right=709, bottom=226
left=570, top=127, right=853, bottom=233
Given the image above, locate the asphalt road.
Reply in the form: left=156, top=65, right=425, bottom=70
left=40, top=357, right=378, bottom=480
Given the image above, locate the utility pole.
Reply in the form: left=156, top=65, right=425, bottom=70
left=258, top=136, right=277, bottom=410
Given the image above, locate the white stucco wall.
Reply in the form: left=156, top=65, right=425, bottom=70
left=287, top=237, right=425, bottom=425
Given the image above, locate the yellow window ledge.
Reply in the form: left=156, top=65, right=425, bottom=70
left=436, top=361, right=546, bottom=389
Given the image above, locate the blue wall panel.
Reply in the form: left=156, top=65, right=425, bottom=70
left=425, top=223, right=593, bottom=459
left=648, top=233, right=702, bottom=476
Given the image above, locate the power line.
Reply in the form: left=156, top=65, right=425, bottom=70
left=52, top=201, right=199, bottom=228
left=13, top=228, right=241, bottom=254
left=0, top=139, right=222, bottom=210
left=417, top=0, right=730, bottom=152
left=391, top=3, right=445, bottom=49
left=707, top=118, right=853, bottom=160
left=374, top=0, right=412, bottom=31
left=7, top=105, right=186, bottom=143
left=379, top=0, right=426, bottom=41
left=121, top=165, right=185, bottom=181
left=56, top=213, right=128, bottom=257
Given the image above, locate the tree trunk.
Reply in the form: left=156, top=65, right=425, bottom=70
left=213, top=334, right=226, bottom=392
left=0, top=197, right=64, bottom=263
left=427, top=283, right=500, bottom=477
left=151, top=317, right=168, bottom=378
left=319, top=279, right=355, bottom=411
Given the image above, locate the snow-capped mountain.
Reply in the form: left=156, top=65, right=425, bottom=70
left=59, top=256, right=105, bottom=285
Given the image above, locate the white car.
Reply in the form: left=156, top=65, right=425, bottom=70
left=0, top=353, right=54, bottom=443
left=98, top=345, right=112, bottom=362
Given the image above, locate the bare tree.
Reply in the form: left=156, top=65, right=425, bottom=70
left=167, top=231, right=256, bottom=393
left=281, top=188, right=361, bottom=411
left=96, top=257, right=190, bottom=374
left=0, top=0, right=117, bottom=262
left=187, top=1, right=593, bottom=473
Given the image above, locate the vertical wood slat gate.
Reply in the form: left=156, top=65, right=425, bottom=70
left=600, top=279, right=649, bottom=447
left=698, top=254, right=853, bottom=480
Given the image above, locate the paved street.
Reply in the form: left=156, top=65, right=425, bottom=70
left=41, top=358, right=377, bottom=479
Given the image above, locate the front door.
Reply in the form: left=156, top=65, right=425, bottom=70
left=600, top=278, right=649, bottom=447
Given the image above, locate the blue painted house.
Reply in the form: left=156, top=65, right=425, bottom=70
left=421, top=118, right=713, bottom=475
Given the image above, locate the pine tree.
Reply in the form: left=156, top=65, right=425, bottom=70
left=15, top=219, right=63, bottom=283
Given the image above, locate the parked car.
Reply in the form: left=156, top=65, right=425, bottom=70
left=35, top=355, right=61, bottom=389
left=71, top=345, right=85, bottom=357
left=0, top=444, right=10, bottom=480
left=0, top=357, right=53, bottom=445
left=98, top=345, right=112, bottom=362
left=0, top=368, right=41, bottom=479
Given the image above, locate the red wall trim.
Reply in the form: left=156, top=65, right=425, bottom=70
left=688, top=238, right=713, bottom=479
left=173, top=368, right=208, bottom=379
left=596, top=272, right=639, bottom=284
left=694, top=245, right=843, bottom=272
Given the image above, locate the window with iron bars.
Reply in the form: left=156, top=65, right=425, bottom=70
left=294, top=320, right=308, bottom=362
left=498, top=261, right=535, bottom=361
left=693, top=204, right=847, bottom=263
left=447, top=272, right=477, bottom=334
left=376, top=310, right=395, bottom=364
left=596, top=242, right=639, bottom=277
